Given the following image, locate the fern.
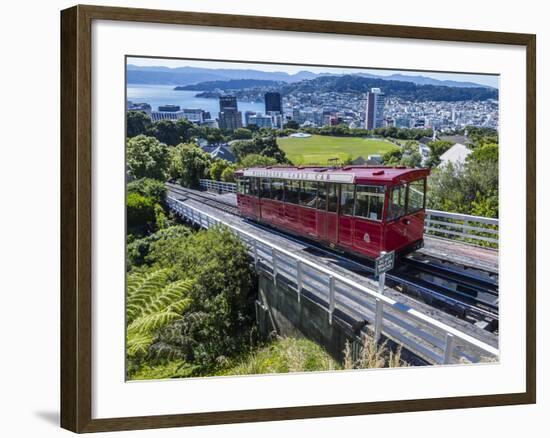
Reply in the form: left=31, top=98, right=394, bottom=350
left=126, top=269, right=193, bottom=358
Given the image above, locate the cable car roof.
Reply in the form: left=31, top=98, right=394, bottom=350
left=236, top=166, right=430, bottom=184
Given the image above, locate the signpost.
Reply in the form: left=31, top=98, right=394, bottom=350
left=375, top=251, right=395, bottom=295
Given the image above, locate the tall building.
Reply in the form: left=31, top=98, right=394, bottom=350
left=218, top=95, right=242, bottom=131
left=365, top=88, right=385, bottom=130
left=265, top=92, right=282, bottom=113
left=219, top=95, right=238, bottom=112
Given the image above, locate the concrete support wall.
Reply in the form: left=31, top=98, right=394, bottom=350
left=256, top=273, right=362, bottom=362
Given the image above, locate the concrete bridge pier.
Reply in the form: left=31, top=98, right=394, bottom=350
left=255, top=272, right=367, bottom=363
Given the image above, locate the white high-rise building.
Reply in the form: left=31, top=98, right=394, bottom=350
left=365, top=88, right=385, bottom=130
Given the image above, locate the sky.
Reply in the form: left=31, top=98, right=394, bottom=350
left=128, top=57, right=499, bottom=88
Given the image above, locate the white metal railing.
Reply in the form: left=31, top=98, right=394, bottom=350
left=200, top=179, right=237, bottom=193
left=424, top=210, right=498, bottom=246
left=167, top=196, right=498, bottom=365
left=200, top=179, right=499, bottom=247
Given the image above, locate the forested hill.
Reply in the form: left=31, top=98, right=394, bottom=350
left=175, top=79, right=284, bottom=91
left=280, top=75, right=498, bottom=101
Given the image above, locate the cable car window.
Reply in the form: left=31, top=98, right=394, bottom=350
left=284, top=180, right=300, bottom=204
left=237, top=178, right=245, bottom=194
left=355, top=185, right=384, bottom=221
left=407, top=178, right=426, bottom=213
left=317, top=183, right=327, bottom=210
left=250, top=177, right=259, bottom=196
left=388, top=184, right=407, bottom=220
left=271, top=178, right=284, bottom=201
left=260, top=178, right=271, bottom=199
left=300, top=181, right=317, bottom=208
left=327, top=184, right=338, bottom=212
left=340, top=184, right=355, bottom=216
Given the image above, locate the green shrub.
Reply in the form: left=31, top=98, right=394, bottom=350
left=127, top=178, right=167, bottom=204
left=147, top=226, right=256, bottom=369
left=127, top=192, right=156, bottom=234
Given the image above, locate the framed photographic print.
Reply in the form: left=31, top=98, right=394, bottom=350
left=60, top=4, right=536, bottom=433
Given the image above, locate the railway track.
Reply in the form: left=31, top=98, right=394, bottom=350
left=166, top=184, right=499, bottom=330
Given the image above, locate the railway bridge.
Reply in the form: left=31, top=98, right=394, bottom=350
left=165, top=180, right=499, bottom=366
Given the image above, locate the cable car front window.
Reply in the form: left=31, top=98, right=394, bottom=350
left=355, top=185, right=384, bottom=221
left=388, top=184, right=407, bottom=220
left=407, top=178, right=426, bottom=213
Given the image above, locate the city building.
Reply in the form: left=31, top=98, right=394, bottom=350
left=365, top=88, right=385, bottom=130
left=265, top=92, right=282, bottom=113
left=438, top=143, right=472, bottom=167
left=219, top=95, right=238, bottom=112
left=248, top=114, right=273, bottom=128
left=127, top=102, right=152, bottom=115
left=158, top=104, right=181, bottom=112
left=150, top=108, right=207, bottom=123
left=244, top=111, right=257, bottom=127
left=218, top=111, right=243, bottom=130
left=218, top=95, right=242, bottom=131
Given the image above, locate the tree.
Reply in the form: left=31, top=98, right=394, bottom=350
left=146, top=226, right=256, bottom=368
left=127, top=111, right=152, bottom=138
left=127, top=192, right=156, bottom=235
left=468, top=143, right=498, bottom=163
left=284, top=120, right=300, bottom=129
left=425, top=140, right=453, bottom=168
left=221, top=165, right=237, bottom=182
left=239, top=154, right=278, bottom=168
left=146, top=119, right=181, bottom=146
left=126, top=135, right=170, bottom=181
left=169, top=143, right=212, bottom=188
left=232, top=128, right=253, bottom=140
left=209, top=160, right=231, bottom=181
left=382, top=141, right=422, bottom=168
left=127, top=178, right=167, bottom=204
left=231, top=136, right=289, bottom=163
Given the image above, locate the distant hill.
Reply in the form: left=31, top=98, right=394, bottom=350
left=175, top=79, right=284, bottom=91
left=126, top=64, right=495, bottom=89
left=356, top=72, right=494, bottom=89
left=177, top=74, right=498, bottom=102
left=127, top=65, right=318, bottom=85
left=279, top=75, right=498, bottom=101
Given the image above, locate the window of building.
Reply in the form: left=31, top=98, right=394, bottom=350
left=317, top=183, right=327, bottom=210
left=340, top=184, right=355, bottom=216
left=355, top=185, right=385, bottom=221
left=300, top=181, right=317, bottom=208
left=388, top=184, right=407, bottom=220
left=327, top=183, right=338, bottom=212
left=271, top=179, right=284, bottom=201
left=284, top=180, right=300, bottom=204
left=407, top=178, right=426, bottom=213
left=260, top=178, right=271, bottom=199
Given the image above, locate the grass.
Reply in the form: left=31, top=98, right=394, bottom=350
left=217, top=337, right=341, bottom=376
left=277, top=134, right=398, bottom=165
left=129, top=336, right=408, bottom=380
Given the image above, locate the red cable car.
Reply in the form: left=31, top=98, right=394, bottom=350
left=234, top=166, right=430, bottom=260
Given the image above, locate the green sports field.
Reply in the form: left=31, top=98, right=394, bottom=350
left=277, top=135, right=398, bottom=165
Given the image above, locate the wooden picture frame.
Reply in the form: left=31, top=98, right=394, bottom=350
left=60, top=4, right=536, bottom=433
